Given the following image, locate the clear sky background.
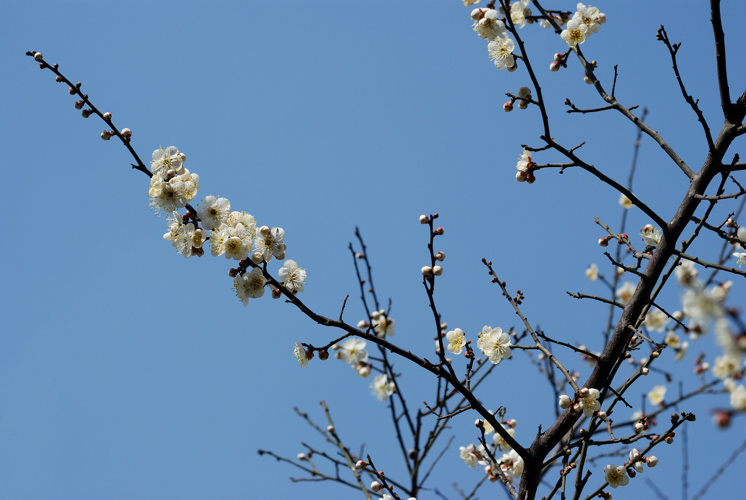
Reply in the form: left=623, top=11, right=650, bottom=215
left=2, top=1, right=745, bottom=499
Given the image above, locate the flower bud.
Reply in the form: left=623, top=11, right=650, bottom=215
left=121, top=128, right=132, bottom=138
left=597, top=411, right=607, bottom=420
left=725, top=218, right=736, bottom=228
left=69, top=87, right=76, bottom=95
left=258, top=225, right=271, bottom=238
left=471, top=8, right=485, bottom=20
left=517, top=99, right=529, bottom=110
left=506, top=419, right=517, bottom=428
left=598, top=237, right=610, bottom=247
left=550, top=61, right=560, bottom=72
left=579, top=387, right=589, bottom=398
left=251, top=252, right=264, bottom=264
left=421, top=266, right=433, bottom=276
left=646, top=456, right=658, bottom=467
left=55, top=75, right=63, bottom=82
left=435, top=251, right=445, bottom=261
left=554, top=52, right=563, bottom=62
left=664, top=435, right=674, bottom=444
left=507, top=61, right=518, bottom=72
left=434, top=227, right=444, bottom=235
left=737, top=226, right=746, bottom=242
left=81, top=109, right=92, bottom=118
left=634, top=421, right=644, bottom=433
left=432, top=265, right=443, bottom=276
left=515, top=170, right=527, bottom=182
left=641, top=367, right=649, bottom=375
left=371, top=481, right=383, bottom=492
left=74, top=100, right=84, bottom=109
left=357, top=320, right=368, bottom=329
left=419, top=214, right=429, bottom=224
left=33, top=52, right=43, bottom=61
left=713, top=410, right=731, bottom=428
left=297, top=453, right=306, bottom=461
left=327, top=425, right=335, bottom=433
left=103, top=112, right=112, bottom=120
left=356, top=460, right=366, bottom=469
left=595, top=13, right=606, bottom=24
left=503, top=101, right=514, bottom=112
left=518, top=86, right=531, bottom=99
left=272, top=288, right=281, bottom=299
left=475, top=419, right=484, bottom=428
left=228, top=268, right=238, bottom=278
left=100, top=131, right=112, bottom=141
left=559, top=394, right=572, bottom=409
left=318, top=350, right=329, bottom=360
left=584, top=75, right=593, bottom=85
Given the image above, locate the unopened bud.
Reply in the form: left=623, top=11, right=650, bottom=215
left=579, top=387, right=590, bottom=398
left=641, top=367, right=649, bottom=375
left=554, top=52, right=563, bottom=62
left=356, top=460, right=366, bottom=469
left=475, top=419, right=484, bottom=429
left=507, top=61, right=518, bottom=72
left=550, top=61, right=560, bottom=72
left=371, top=481, right=383, bottom=492
left=559, top=394, right=572, bottom=409
left=318, top=350, right=329, bottom=360
left=103, top=112, right=112, bottom=120
left=74, top=100, right=84, bottom=109
left=297, top=453, right=306, bottom=461
left=327, top=425, right=335, bottom=433
left=506, top=419, right=517, bottom=428
left=584, top=75, right=593, bottom=85
left=435, top=251, right=445, bottom=261
left=516, top=170, right=527, bottom=182
left=646, top=456, right=658, bottom=467
left=504, top=101, right=514, bottom=112
left=598, top=236, right=610, bottom=247
left=432, top=265, right=443, bottom=276
left=121, top=128, right=132, bottom=138
left=517, top=99, right=529, bottom=110
left=597, top=411, right=607, bottom=420
left=421, top=266, right=433, bottom=276
left=69, top=87, right=76, bottom=95
left=725, top=218, right=736, bottom=228
left=419, top=214, right=429, bottom=224
left=517, top=86, right=531, bottom=99
left=272, top=288, right=281, bottom=299
left=33, top=52, right=44, bottom=61
left=55, top=75, right=63, bottom=82
left=634, top=422, right=644, bottom=433
left=251, top=252, right=264, bottom=264
left=100, top=131, right=112, bottom=141
left=258, top=225, right=271, bottom=237
left=434, top=227, right=444, bottom=235
left=81, top=109, right=92, bottom=118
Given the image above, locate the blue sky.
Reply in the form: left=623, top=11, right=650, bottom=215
left=2, top=1, right=745, bottom=498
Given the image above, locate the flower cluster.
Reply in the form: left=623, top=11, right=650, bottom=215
left=560, top=3, right=606, bottom=47
left=469, top=7, right=517, bottom=71
left=515, top=149, right=536, bottom=183
left=147, top=146, right=305, bottom=307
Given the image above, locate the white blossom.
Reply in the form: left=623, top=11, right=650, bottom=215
left=585, top=263, right=598, bottom=281
left=615, top=282, right=636, bottom=304
left=619, top=193, right=633, bottom=209
left=234, top=268, right=266, bottom=306
left=197, top=195, right=230, bottom=231
left=712, top=355, right=741, bottom=380
left=148, top=169, right=200, bottom=214
left=640, top=224, right=661, bottom=247
left=730, top=385, right=746, bottom=411
left=560, top=16, right=588, bottom=46
left=151, top=146, right=186, bottom=177
left=643, top=308, right=669, bottom=333
left=647, top=385, right=666, bottom=406
left=293, top=342, right=309, bottom=368
left=371, top=374, right=395, bottom=400
left=477, top=326, right=512, bottom=365
left=446, top=328, right=466, bottom=355
left=279, top=259, right=306, bottom=294
left=499, top=449, right=524, bottom=480
left=473, top=9, right=506, bottom=40
left=371, top=309, right=395, bottom=338
left=604, top=464, right=629, bottom=488
left=488, top=35, right=515, bottom=70
left=338, top=338, right=368, bottom=365
left=253, top=226, right=286, bottom=263
left=579, top=388, right=601, bottom=417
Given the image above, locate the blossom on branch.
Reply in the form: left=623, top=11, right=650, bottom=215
left=446, top=328, right=466, bottom=354
left=151, top=146, right=186, bottom=177
left=234, top=268, right=266, bottom=306
left=278, top=259, right=306, bottom=294
left=197, top=195, right=231, bottom=231
left=488, top=35, right=516, bottom=70
left=473, top=9, right=506, bottom=40
left=477, top=326, right=512, bottom=365
left=293, top=342, right=309, bottom=368
left=604, top=464, right=629, bottom=488
left=560, top=16, right=588, bottom=47
left=370, top=373, right=395, bottom=400
left=337, top=338, right=369, bottom=365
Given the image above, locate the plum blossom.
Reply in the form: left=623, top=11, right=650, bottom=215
left=163, top=211, right=205, bottom=258
left=477, top=326, right=512, bottom=365
left=585, top=263, right=598, bottom=281
left=197, top=195, right=230, bottom=230
left=473, top=9, right=506, bottom=40
left=560, top=16, right=588, bottom=46
left=575, top=3, right=604, bottom=36
left=516, top=149, right=532, bottom=172
left=712, top=355, right=741, bottom=380
left=730, top=385, right=746, bottom=411
left=643, top=308, right=669, bottom=332
left=279, top=259, right=306, bottom=294
left=338, top=338, right=368, bottom=365
left=488, top=35, right=515, bottom=69
left=579, top=388, right=601, bottom=417
left=510, top=0, right=531, bottom=29
left=641, top=224, right=662, bottom=247
left=253, top=226, right=286, bottom=263
left=151, top=146, right=186, bottom=177
left=615, top=282, right=636, bottom=304
left=619, top=193, right=633, bottom=209
left=293, top=342, right=309, bottom=368
left=604, top=464, right=629, bottom=488
left=493, top=424, right=516, bottom=452
left=371, top=374, right=395, bottom=400
left=148, top=169, right=200, bottom=214
left=446, top=328, right=466, bottom=354
left=499, top=449, right=524, bottom=480
left=371, top=309, right=395, bottom=337
left=234, top=267, right=266, bottom=306
left=647, top=385, right=666, bottom=406
left=459, top=444, right=480, bottom=468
